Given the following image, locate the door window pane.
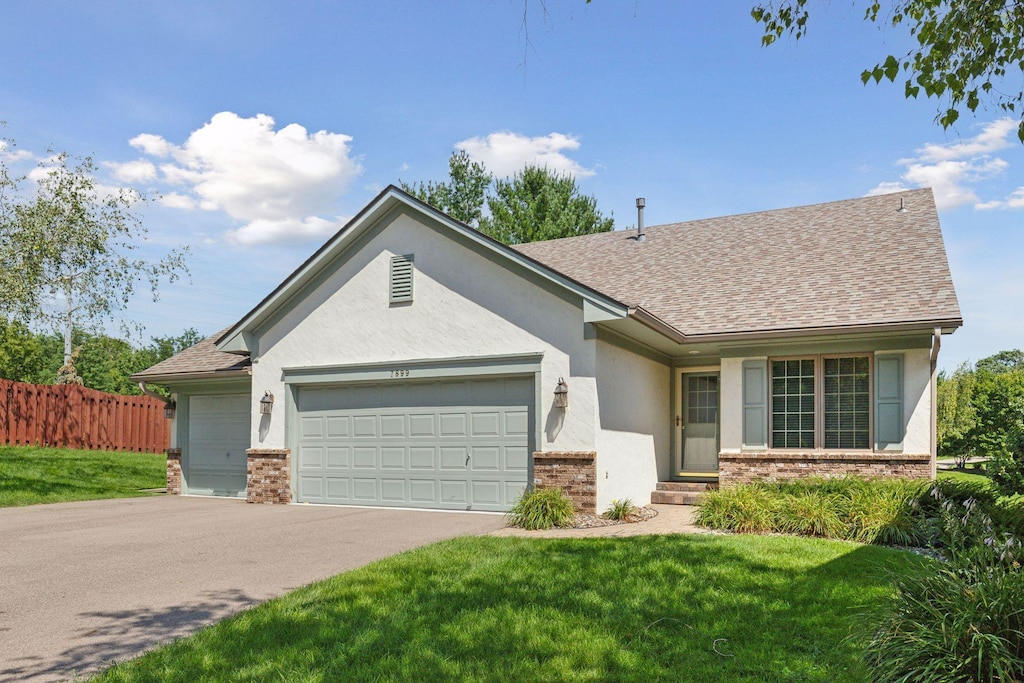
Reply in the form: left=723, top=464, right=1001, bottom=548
left=686, top=375, right=719, bottom=424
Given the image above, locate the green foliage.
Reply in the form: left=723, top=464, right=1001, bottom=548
left=694, top=483, right=779, bottom=533
left=698, top=477, right=932, bottom=545
left=400, top=151, right=492, bottom=227
left=506, top=486, right=576, bottom=530
left=602, top=497, right=638, bottom=521
left=0, top=322, right=201, bottom=395
left=480, top=165, right=614, bottom=245
left=863, top=490, right=1024, bottom=683
left=0, top=445, right=166, bottom=507
left=937, top=361, right=977, bottom=459
left=0, top=147, right=189, bottom=365
left=94, top=534, right=922, bottom=682
left=751, top=1, right=1024, bottom=142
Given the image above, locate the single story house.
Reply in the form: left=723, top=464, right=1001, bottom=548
left=132, top=186, right=962, bottom=513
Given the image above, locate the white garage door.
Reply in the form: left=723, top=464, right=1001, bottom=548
left=295, top=376, right=533, bottom=511
left=186, top=394, right=251, bottom=497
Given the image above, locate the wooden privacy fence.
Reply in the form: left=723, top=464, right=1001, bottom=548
left=0, top=379, right=170, bottom=453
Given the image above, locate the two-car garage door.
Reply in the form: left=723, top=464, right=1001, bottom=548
left=295, top=376, right=533, bottom=512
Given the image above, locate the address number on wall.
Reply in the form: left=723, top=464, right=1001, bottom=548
left=389, top=369, right=411, bottom=378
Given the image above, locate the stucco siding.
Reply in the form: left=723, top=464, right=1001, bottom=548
left=250, top=210, right=598, bottom=456
left=593, top=340, right=670, bottom=509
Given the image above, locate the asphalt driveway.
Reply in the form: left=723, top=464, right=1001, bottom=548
left=0, top=496, right=505, bottom=683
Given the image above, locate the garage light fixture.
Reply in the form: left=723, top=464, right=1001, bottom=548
left=163, top=400, right=176, bottom=420
left=554, top=377, right=569, bottom=409
left=260, top=391, right=275, bottom=415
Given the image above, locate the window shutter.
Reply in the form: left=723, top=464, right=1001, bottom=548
left=875, top=354, right=904, bottom=450
left=389, top=255, right=414, bottom=303
left=742, top=360, right=768, bottom=449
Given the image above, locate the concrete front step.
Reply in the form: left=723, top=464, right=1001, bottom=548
left=656, top=481, right=719, bottom=492
left=650, top=489, right=706, bottom=506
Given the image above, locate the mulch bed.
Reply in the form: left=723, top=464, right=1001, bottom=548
left=571, top=506, right=658, bottom=529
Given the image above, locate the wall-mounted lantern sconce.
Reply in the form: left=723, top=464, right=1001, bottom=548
left=554, top=377, right=569, bottom=409
left=259, top=390, right=275, bottom=415
left=163, top=400, right=176, bottom=420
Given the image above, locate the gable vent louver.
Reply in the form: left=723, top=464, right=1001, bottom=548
left=389, top=254, right=414, bottom=303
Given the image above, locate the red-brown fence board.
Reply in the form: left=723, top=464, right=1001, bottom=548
left=0, top=379, right=170, bottom=453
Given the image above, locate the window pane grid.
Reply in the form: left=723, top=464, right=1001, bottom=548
left=771, top=359, right=814, bottom=448
left=687, top=376, right=718, bottom=424
left=823, top=356, right=870, bottom=449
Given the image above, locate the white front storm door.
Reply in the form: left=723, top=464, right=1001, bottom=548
left=677, top=371, right=720, bottom=476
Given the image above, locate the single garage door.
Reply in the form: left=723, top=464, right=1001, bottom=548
left=186, top=394, right=251, bottom=497
left=296, top=376, right=533, bottom=511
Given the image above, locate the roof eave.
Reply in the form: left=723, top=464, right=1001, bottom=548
left=128, top=369, right=253, bottom=384
left=679, top=317, right=964, bottom=344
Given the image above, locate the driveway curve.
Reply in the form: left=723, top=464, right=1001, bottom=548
left=0, top=496, right=505, bottom=683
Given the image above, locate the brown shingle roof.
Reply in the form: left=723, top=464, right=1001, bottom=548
left=512, top=189, right=961, bottom=336
left=131, top=328, right=251, bottom=381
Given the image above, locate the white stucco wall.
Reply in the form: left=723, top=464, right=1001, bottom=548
left=593, top=340, right=671, bottom=509
left=719, top=348, right=933, bottom=454
left=250, top=210, right=599, bottom=456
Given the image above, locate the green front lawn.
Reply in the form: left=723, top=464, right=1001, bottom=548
left=95, top=534, right=927, bottom=683
left=0, top=445, right=165, bottom=507
left=937, top=467, right=993, bottom=488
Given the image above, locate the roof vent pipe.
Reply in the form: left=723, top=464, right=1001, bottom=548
left=636, top=197, right=646, bottom=242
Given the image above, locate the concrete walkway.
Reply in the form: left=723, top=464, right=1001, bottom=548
left=0, top=496, right=505, bottom=683
left=490, top=504, right=708, bottom=538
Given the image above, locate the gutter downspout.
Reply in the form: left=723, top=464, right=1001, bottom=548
left=929, top=327, right=941, bottom=480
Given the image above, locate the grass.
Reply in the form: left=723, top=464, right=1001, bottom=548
left=937, top=467, right=993, bottom=488
left=93, top=534, right=929, bottom=683
left=0, top=444, right=166, bottom=507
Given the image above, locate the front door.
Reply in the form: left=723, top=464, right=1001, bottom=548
left=679, top=372, right=720, bottom=475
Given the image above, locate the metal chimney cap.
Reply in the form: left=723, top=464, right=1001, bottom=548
left=635, top=197, right=646, bottom=208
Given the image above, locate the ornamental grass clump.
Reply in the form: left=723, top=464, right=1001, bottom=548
left=847, top=478, right=928, bottom=546
left=864, top=488, right=1024, bottom=683
left=775, top=489, right=846, bottom=538
left=506, top=486, right=576, bottom=530
left=603, top=498, right=638, bottom=521
left=694, top=484, right=777, bottom=533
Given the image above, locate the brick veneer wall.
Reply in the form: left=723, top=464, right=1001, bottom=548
left=533, top=451, right=597, bottom=513
left=166, top=447, right=182, bottom=495
left=718, top=451, right=932, bottom=487
left=246, top=448, right=291, bottom=504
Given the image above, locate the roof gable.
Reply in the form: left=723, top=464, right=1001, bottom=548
left=215, top=186, right=630, bottom=354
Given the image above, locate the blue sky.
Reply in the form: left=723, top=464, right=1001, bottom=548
left=1, top=1, right=1021, bottom=372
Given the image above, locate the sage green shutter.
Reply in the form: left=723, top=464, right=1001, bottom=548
left=389, top=255, right=414, bottom=303
left=875, top=354, right=904, bottom=450
left=742, top=360, right=768, bottom=449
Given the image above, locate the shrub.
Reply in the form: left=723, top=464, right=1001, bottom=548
left=847, top=479, right=928, bottom=546
left=990, top=410, right=1024, bottom=497
left=603, top=498, right=637, bottom=521
left=864, top=493, right=1024, bottom=683
left=694, top=485, right=777, bottom=533
left=506, top=487, right=575, bottom=530
left=775, top=490, right=846, bottom=538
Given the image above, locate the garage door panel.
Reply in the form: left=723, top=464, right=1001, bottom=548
left=353, top=447, right=377, bottom=468
left=506, top=445, right=529, bottom=471
left=326, top=446, right=350, bottom=468
left=300, top=475, right=325, bottom=500
left=471, top=446, right=500, bottom=470
left=380, top=414, right=405, bottom=437
left=296, top=377, right=533, bottom=510
left=409, top=479, right=437, bottom=504
left=299, top=445, right=324, bottom=468
left=380, top=446, right=406, bottom=469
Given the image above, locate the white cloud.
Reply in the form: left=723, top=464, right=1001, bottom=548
left=0, top=140, right=33, bottom=163
left=869, top=119, right=1022, bottom=210
left=157, top=192, right=197, bottom=210
left=106, top=159, right=157, bottom=183
left=126, top=112, right=362, bottom=245
left=456, top=131, right=595, bottom=178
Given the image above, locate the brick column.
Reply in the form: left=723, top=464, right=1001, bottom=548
left=246, top=448, right=291, bottom=504
left=166, top=448, right=182, bottom=495
left=533, top=451, right=597, bottom=513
